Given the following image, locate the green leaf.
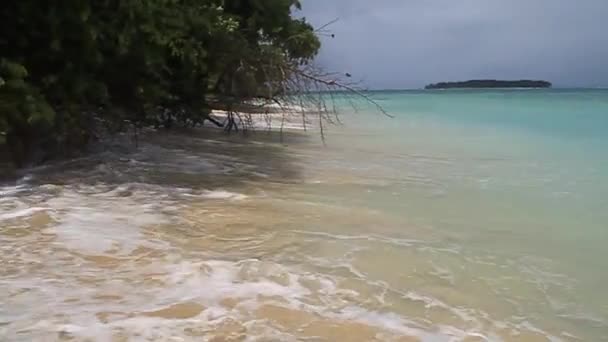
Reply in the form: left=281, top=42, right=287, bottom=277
left=1, top=60, right=28, bottom=79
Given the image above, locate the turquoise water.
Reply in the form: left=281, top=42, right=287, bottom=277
left=313, top=88, right=608, bottom=339
left=1, top=89, right=607, bottom=341
left=332, top=89, right=608, bottom=280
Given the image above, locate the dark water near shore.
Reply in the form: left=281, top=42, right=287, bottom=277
left=1, top=89, right=607, bottom=341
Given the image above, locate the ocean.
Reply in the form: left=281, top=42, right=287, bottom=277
left=1, top=89, right=607, bottom=341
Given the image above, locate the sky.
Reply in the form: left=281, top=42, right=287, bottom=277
left=298, top=0, right=608, bottom=89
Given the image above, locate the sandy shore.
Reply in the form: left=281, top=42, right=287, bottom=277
left=208, top=104, right=319, bottom=131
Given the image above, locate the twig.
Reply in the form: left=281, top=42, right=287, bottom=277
left=295, top=69, right=393, bottom=118
left=315, top=18, right=340, bottom=33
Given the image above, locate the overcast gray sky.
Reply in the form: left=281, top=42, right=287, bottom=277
left=299, top=0, right=608, bottom=89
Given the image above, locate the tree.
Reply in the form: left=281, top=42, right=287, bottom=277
left=0, top=1, right=378, bottom=167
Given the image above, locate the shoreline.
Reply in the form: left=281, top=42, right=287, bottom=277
left=0, top=107, right=321, bottom=180
left=209, top=109, right=313, bottom=131
left=0, top=110, right=317, bottom=186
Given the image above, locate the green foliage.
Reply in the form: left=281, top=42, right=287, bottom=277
left=0, top=59, right=55, bottom=128
left=0, top=0, right=320, bottom=166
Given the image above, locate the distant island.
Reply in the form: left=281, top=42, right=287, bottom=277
left=425, top=80, right=552, bottom=89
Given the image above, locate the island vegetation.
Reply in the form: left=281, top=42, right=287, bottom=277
left=0, top=1, right=364, bottom=169
left=425, top=80, right=552, bottom=90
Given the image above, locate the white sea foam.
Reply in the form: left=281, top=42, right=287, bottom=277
left=0, top=235, right=562, bottom=342
left=0, top=206, right=48, bottom=220
left=43, top=190, right=169, bottom=254
left=0, top=186, right=25, bottom=197
left=199, top=190, right=248, bottom=200
left=291, top=229, right=422, bottom=247
left=149, top=261, right=445, bottom=340
left=143, top=259, right=482, bottom=340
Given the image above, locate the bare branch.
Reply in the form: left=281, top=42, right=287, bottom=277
left=293, top=68, right=393, bottom=118
left=315, top=18, right=340, bottom=33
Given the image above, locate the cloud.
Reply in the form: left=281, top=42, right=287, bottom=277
left=298, top=0, right=608, bottom=88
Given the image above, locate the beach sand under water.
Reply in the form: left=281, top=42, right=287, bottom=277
left=1, top=89, right=608, bottom=341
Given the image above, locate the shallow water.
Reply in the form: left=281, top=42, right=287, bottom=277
left=1, top=90, right=608, bottom=341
